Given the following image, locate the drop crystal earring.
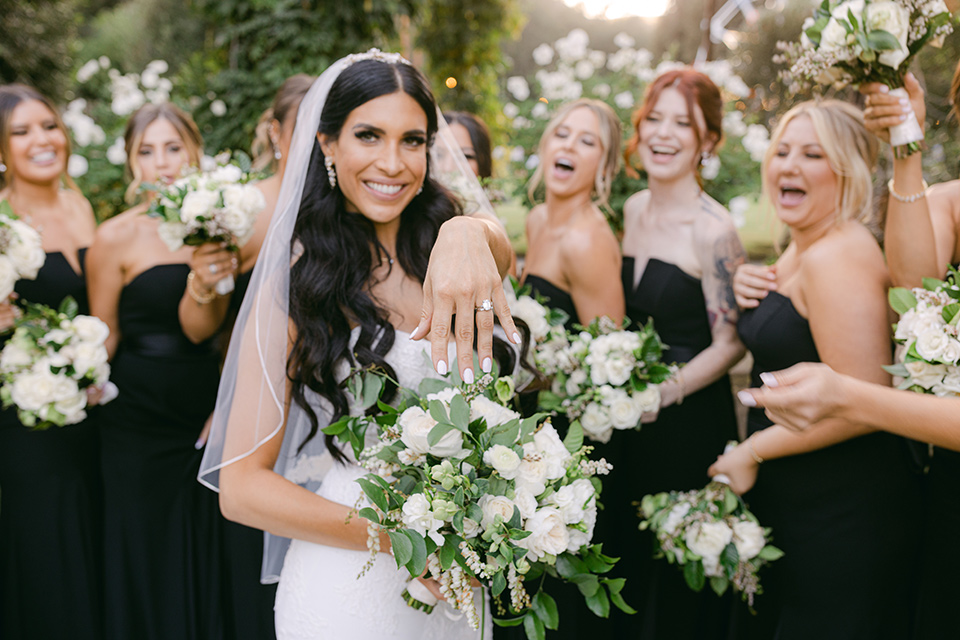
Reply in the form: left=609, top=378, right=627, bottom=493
left=0, top=162, right=6, bottom=173
left=324, top=156, right=336, bottom=189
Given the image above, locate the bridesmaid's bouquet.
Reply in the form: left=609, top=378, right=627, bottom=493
left=324, top=369, right=631, bottom=638
left=146, top=152, right=265, bottom=294
left=886, top=268, right=960, bottom=394
left=777, top=0, right=954, bottom=156
left=639, top=474, right=783, bottom=606
left=0, top=200, right=45, bottom=300
left=0, top=297, right=112, bottom=429
left=504, top=278, right=574, bottom=380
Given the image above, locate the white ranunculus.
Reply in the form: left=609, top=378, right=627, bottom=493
left=483, top=444, right=522, bottom=479
left=633, top=385, right=662, bottom=413
left=580, top=402, right=612, bottom=443
left=479, top=494, right=517, bottom=532
left=401, top=493, right=444, bottom=545
left=513, top=487, right=538, bottom=520
left=71, top=315, right=110, bottom=345
left=608, top=390, right=642, bottom=429
left=398, top=406, right=466, bottom=458
left=180, top=189, right=219, bottom=223
left=865, top=1, right=910, bottom=68
left=732, top=520, right=766, bottom=560
left=470, top=395, right=520, bottom=427
left=519, top=507, right=569, bottom=560
left=819, top=18, right=856, bottom=59
left=662, top=502, right=692, bottom=536
left=685, top=520, right=733, bottom=559
left=0, top=256, right=19, bottom=299
left=916, top=328, right=950, bottom=362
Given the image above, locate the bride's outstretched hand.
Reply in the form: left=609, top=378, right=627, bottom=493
left=413, top=216, right=520, bottom=382
left=737, top=363, right=848, bottom=432
left=861, top=72, right=926, bottom=144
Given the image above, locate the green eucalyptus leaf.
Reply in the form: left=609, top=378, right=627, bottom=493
left=563, top=420, right=584, bottom=454
left=449, top=393, right=471, bottom=430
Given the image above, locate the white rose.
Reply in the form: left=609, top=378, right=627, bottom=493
left=462, top=517, right=481, bottom=539
left=401, top=493, right=444, bottom=545
left=941, top=339, right=960, bottom=365
left=511, top=296, right=549, bottom=341
left=580, top=402, right=612, bottom=443
left=40, top=329, right=72, bottom=347
left=398, top=406, right=466, bottom=458
left=483, top=445, right=522, bottom=479
left=732, top=520, right=766, bottom=561
left=633, top=385, right=662, bottom=413
left=662, top=502, right=691, bottom=536
left=426, top=387, right=461, bottom=404
left=55, top=391, right=89, bottom=423
left=0, top=256, right=18, bottom=299
left=479, top=494, right=517, bottom=532
left=71, top=315, right=110, bottom=345
left=513, top=487, right=538, bottom=520
left=701, top=553, right=723, bottom=577
left=516, top=446, right=549, bottom=496
left=470, top=395, right=521, bottom=427
left=915, top=328, right=950, bottom=362
left=547, top=485, right=584, bottom=524
left=685, top=521, right=734, bottom=559
left=519, top=507, right=569, bottom=560
left=933, top=369, right=960, bottom=397
left=0, top=343, right=32, bottom=372
left=11, top=370, right=59, bottom=411
left=50, top=374, right=79, bottom=402
left=608, top=390, right=642, bottom=429
left=604, top=357, right=634, bottom=387
left=72, top=342, right=109, bottom=377
left=565, top=369, right=587, bottom=396
left=180, top=189, right=219, bottom=223
left=894, top=309, right=918, bottom=341
left=7, top=222, right=44, bottom=278
left=865, top=1, right=910, bottom=68
left=207, top=164, right=244, bottom=184
left=819, top=18, right=856, bottom=60
left=157, top=221, right=187, bottom=251
left=533, top=423, right=571, bottom=473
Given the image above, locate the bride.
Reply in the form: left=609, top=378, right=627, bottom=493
left=198, top=51, right=518, bottom=639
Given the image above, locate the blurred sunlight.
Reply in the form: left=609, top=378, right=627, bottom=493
left=562, top=0, right=670, bottom=19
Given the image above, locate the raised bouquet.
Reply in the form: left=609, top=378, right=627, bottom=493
left=0, top=297, right=112, bottom=429
left=323, top=369, right=632, bottom=639
left=886, top=268, right=960, bottom=394
left=638, top=474, right=783, bottom=607
left=146, top=152, right=265, bottom=294
left=0, top=200, right=45, bottom=300
left=777, top=0, right=955, bottom=156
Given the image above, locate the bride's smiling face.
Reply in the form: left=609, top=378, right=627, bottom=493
left=320, top=91, right=428, bottom=227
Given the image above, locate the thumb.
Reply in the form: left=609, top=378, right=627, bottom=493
left=904, top=72, right=923, bottom=98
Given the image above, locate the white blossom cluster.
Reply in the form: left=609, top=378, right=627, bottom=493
left=892, top=285, right=960, bottom=396
left=640, top=481, right=781, bottom=606
left=0, top=212, right=44, bottom=300
left=148, top=159, right=264, bottom=252
left=0, top=310, right=112, bottom=428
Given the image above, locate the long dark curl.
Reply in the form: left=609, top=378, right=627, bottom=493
left=288, top=59, right=514, bottom=462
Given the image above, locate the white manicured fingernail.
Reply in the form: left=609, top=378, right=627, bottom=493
left=409, top=326, right=422, bottom=340
left=760, top=372, right=779, bottom=387
left=900, top=98, right=910, bottom=106
left=481, top=357, right=492, bottom=373
left=737, top=390, right=757, bottom=407
left=463, top=368, right=474, bottom=384
left=194, top=438, right=205, bottom=450
left=900, top=114, right=908, bottom=121
left=512, top=332, right=521, bottom=344
left=436, top=360, right=447, bottom=375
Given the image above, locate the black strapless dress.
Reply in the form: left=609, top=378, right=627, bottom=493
left=586, top=257, right=737, bottom=639
left=0, top=250, right=103, bottom=640
left=524, top=274, right=579, bottom=331
left=100, top=264, right=272, bottom=640
left=736, top=292, right=921, bottom=640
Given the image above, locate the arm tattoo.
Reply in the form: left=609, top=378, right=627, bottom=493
left=705, top=229, right=746, bottom=329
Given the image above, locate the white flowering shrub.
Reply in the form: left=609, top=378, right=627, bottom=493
left=498, top=29, right=768, bottom=225
left=323, top=369, right=630, bottom=637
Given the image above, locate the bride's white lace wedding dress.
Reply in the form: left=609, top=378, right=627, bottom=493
left=274, top=329, right=493, bottom=640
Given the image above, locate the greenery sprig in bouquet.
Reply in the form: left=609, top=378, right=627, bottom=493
left=0, top=297, right=112, bottom=429
left=146, top=151, right=265, bottom=294
left=323, top=369, right=631, bottom=640
left=0, top=200, right=45, bottom=300
left=639, top=474, right=783, bottom=607
left=777, top=0, right=955, bottom=156
left=886, top=267, right=960, bottom=394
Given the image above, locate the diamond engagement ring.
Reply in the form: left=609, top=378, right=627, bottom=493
left=475, top=299, right=493, bottom=312
left=209, top=264, right=218, bottom=274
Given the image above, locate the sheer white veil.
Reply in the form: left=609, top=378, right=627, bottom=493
left=198, top=50, right=497, bottom=583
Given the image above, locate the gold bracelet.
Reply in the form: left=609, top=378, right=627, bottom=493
left=887, top=178, right=928, bottom=203
left=186, top=270, right=217, bottom=304
left=747, top=437, right=764, bottom=465
left=674, top=372, right=686, bottom=406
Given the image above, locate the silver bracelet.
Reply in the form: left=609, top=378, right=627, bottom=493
left=887, top=178, right=928, bottom=203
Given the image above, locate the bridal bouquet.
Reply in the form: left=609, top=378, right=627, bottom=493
left=0, top=200, right=45, bottom=300
left=535, top=316, right=675, bottom=444
left=146, top=152, right=265, bottom=294
left=638, top=476, right=783, bottom=606
left=886, top=269, right=960, bottom=394
left=324, top=370, right=632, bottom=638
left=0, top=297, right=112, bottom=429
left=777, top=0, right=954, bottom=156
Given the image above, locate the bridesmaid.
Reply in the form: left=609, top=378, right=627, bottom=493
left=615, top=67, right=745, bottom=639
left=709, top=100, right=921, bottom=640
left=521, top=98, right=624, bottom=328
left=0, top=84, right=102, bottom=640
left=87, top=103, right=244, bottom=640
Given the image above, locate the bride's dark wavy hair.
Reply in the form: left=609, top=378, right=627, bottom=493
left=288, top=59, right=516, bottom=462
